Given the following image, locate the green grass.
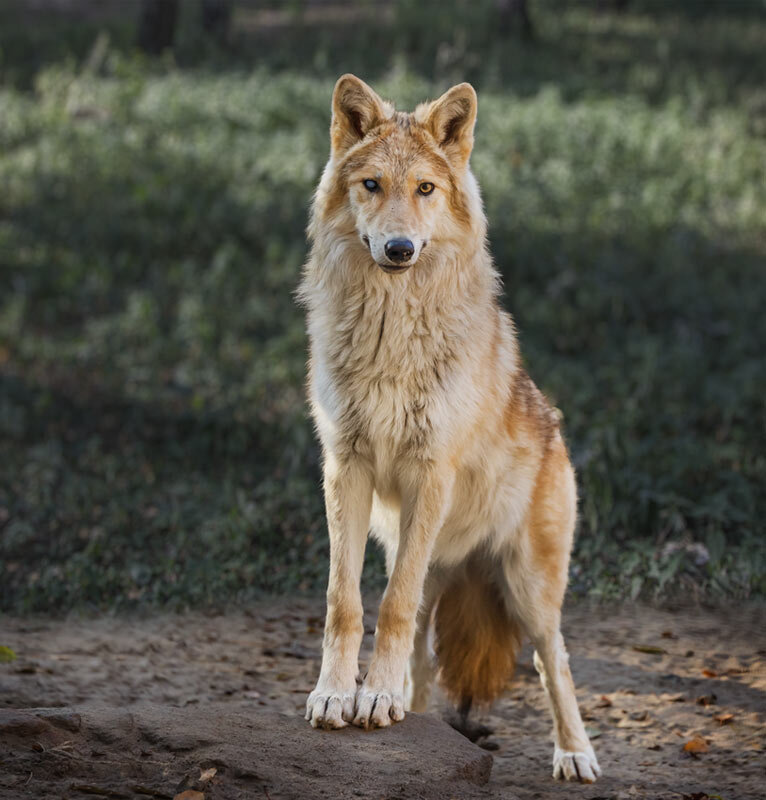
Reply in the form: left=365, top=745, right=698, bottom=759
left=1, top=1, right=765, bottom=611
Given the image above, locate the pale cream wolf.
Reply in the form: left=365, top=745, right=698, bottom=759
left=299, top=74, right=601, bottom=784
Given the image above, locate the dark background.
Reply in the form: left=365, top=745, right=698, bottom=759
left=1, top=0, right=764, bottom=612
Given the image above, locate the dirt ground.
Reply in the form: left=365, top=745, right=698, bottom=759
left=2, top=600, right=765, bottom=799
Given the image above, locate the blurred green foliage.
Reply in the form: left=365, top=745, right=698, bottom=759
left=0, top=1, right=764, bottom=611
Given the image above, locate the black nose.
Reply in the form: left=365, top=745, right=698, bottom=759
left=384, top=239, right=414, bottom=263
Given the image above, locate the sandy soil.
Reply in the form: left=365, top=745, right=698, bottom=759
left=2, top=600, right=765, bottom=799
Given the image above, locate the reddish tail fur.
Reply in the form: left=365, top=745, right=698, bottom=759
left=434, top=559, right=522, bottom=709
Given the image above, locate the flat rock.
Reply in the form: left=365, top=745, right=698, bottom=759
left=0, top=705, right=503, bottom=799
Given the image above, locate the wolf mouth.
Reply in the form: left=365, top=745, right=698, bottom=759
left=378, top=263, right=411, bottom=274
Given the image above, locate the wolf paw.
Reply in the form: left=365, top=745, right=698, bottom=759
left=552, top=745, right=602, bottom=783
left=352, top=687, right=405, bottom=729
left=305, top=687, right=356, bottom=729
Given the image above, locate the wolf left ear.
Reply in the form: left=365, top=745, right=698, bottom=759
left=331, top=74, right=388, bottom=155
left=422, top=83, right=478, bottom=167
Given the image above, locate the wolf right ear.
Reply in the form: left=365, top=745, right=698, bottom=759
left=422, top=83, right=478, bottom=168
left=331, top=74, right=388, bottom=155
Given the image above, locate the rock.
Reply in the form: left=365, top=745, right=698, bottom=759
left=0, top=709, right=50, bottom=737
left=0, top=708, right=82, bottom=736
left=0, top=705, right=504, bottom=799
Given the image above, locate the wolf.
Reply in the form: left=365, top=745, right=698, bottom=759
left=298, top=74, right=601, bottom=784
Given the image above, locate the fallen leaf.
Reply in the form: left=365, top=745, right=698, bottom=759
left=173, top=792, right=204, bottom=800
left=702, top=668, right=718, bottom=678
left=714, top=713, right=734, bottom=725
left=199, top=768, right=217, bottom=782
left=595, top=695, right=613, bottom=708
left=0, top=646, right=17, bottom=663
left=661, top=630, right=676, bottom=639
left=683, top=737, right=709, bottom=754
left=632, top=645, right=667, bottom=655
left=696, top=693, right=717, bottom=706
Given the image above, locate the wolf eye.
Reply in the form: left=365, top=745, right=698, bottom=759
left=418, top=182, right=435, bottom=196
left=363, top=179, right=379, bottom=192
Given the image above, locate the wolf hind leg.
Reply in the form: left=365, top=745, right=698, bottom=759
left=500, top=442, right=601, bottom=783
left=503, top=568, right=600, bottom=781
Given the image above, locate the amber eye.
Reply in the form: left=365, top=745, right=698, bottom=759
left=363, top=179, right=379, bottom=192
left=418, top=182, right=435, bottom=196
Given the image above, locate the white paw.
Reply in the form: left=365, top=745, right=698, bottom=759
left=305, top=686, right=356, bottom=729
left=352, top=686, right=405, bottom=729
left=553, top=745, right=602, bottom=783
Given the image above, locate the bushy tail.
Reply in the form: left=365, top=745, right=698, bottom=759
left=433, top=560, right=521, bottom=710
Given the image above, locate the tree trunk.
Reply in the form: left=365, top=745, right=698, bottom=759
left=496, top=0, right=535, bottom=41
left=202, top=0, right=232, bottom=40
left=137, top=0, right=179, bottom=55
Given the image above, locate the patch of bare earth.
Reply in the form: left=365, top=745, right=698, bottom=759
left=1, top=601, right=764, bottom=799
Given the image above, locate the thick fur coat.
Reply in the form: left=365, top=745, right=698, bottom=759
left=299, top=75, right=601, bottom=784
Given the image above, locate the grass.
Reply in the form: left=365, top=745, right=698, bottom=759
left=1, top=1, right=765, bottom=612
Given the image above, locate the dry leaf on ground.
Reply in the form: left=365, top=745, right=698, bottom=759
left=702, top=668, right=718, bottom=678
left=595, top=695, right=613, bottom=708
left=714, top=713, right=734, bottom=725
left=173, top=791, right=204, bottom=800
left=683, top=737, right=709, bottom=754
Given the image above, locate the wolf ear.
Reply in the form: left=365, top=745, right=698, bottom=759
left=331, top=74, right=387, bottom=155
left=422, top=83, right=477, bottom=167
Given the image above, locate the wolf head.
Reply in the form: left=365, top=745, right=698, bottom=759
left=319, top=74, right=480, bottom=275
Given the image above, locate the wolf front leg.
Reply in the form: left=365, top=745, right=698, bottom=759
left=404, top=570, right=442, bottom=712
left=306, top=454, right=373, bottom=729
left=353, top=468, right=453, bottom=728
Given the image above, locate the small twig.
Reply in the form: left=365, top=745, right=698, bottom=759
left=130, top=785, right=173, bottom=799
left=38, top=747, right=171, bottom=768
left=70, top=785, right=131, bottom=799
